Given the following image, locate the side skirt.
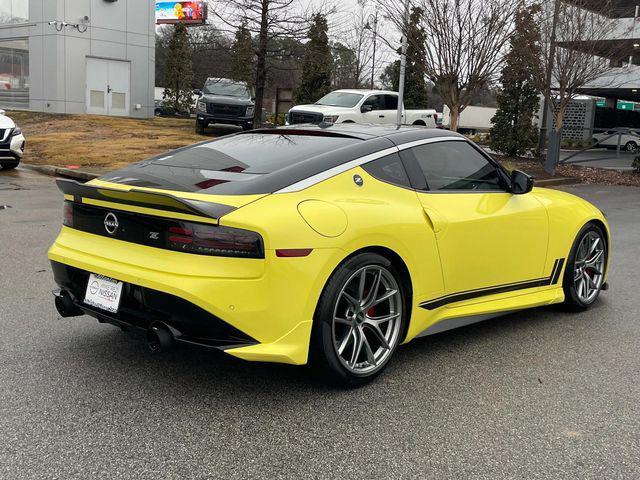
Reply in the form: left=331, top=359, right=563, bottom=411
left=415, top=311, right=516, bottom=338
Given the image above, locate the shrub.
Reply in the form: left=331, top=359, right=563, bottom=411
left=633, top=155, right=640, bottom=174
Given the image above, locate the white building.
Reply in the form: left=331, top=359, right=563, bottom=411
left=0, top=0, right=155, bottom=118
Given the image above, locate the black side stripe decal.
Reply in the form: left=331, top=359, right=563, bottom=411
left=551, top=258, right=565, bottom=285
left=419, top=258, right=566, bottom=310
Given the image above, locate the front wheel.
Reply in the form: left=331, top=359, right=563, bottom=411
left=195, top=120, right=205, bottom=135
left=311, top=253, right=406, bottom=387
left=0, top=162, right=18, bottom=171
left=563, top=223, right=608, bottom=310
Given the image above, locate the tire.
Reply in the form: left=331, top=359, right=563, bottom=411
left=195, top=120, right=205, bottom=135
left=412, top=121, right=426, bottom=127
left=310, top=253, right=407, bottom=387
left=242, top=123, right=253, bottom=131
left=625, top=141, right=638, bottom=152
left=562, top=223, right=608, bottom=311
left=0, top=162, right=18, bottom=171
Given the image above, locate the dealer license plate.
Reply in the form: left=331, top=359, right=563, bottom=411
left=84, top=273, right=123, bottom=313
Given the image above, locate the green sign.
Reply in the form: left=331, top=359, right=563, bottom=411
left=596, top=99, right=638, bottom=110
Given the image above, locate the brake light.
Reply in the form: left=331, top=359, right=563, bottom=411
left=63, top=202, right=74, bottom=227
left=166, top=221, right=264, bottom=258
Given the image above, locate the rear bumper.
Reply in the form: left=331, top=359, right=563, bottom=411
left=51, top=261, right=258, bottom=350
left=48, top=227, right=342, bottom=365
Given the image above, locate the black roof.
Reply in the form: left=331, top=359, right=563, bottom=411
left=100, top=125, right=465, bottom=196
left=251, top=123, right=463, bottom=145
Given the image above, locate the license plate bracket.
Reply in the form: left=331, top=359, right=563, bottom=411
left=84, top=273, right=123, bottom=314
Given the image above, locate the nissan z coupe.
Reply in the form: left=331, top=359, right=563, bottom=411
left=49, top=125, right=610, bottom=386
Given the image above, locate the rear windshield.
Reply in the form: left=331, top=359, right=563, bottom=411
left=153, top=133, right=359, bottom=174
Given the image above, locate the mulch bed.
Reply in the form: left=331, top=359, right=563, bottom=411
left=492, top=155, right=640, bottom=187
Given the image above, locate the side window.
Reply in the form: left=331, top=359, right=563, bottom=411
left=410, top=141, right=505, bottom=191
left=362, top=95, right=383, bottom=111
left=362, top=153, right=412, bottom=188
left=382, top=95, right=398, bottom=110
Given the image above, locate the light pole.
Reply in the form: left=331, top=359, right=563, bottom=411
left=396, top=0, right=409, bottom=126
left=364, top=12, right=379, bottom=89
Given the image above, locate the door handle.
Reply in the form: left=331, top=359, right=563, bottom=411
left=107, top=85, right=112, bottom=94
left=379, top=115, right=385, bottom=118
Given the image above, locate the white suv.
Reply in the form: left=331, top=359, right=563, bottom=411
left=0, top=110, right=25, bottom=171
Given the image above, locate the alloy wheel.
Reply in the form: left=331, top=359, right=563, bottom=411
left=573, top=230, right=606, bottom=304
left=332, top=265, right=402, bottom=375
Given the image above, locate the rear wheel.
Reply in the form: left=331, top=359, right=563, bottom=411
left=625, top=141, right=638, bottom=152
left=563, top=223, right=607, bottom=310
left=311, top=253, right=406, bottom=387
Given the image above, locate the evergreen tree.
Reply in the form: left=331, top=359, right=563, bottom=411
left=404, top=7, right=429, bottom=109
left=295, top=14, right=333, bottom=104
left=332, top=42, right=358, bottom=89
left=489, top=5, right=542, bottom=156
left=230, top=22, right=255, bottom=86
left=380, top=60, right=400, bottom=91
left=163, top=23, right=193, bottom=115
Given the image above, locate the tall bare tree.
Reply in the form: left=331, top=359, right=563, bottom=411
left=210, top=0, right=332, bottom=128
left=536, top=0, right=632, bottom=158
left=377, top=0, right=517, bottom=131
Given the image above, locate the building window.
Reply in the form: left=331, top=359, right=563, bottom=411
left=0, top=38, right=29, bottom=108
left=0, top=0, right=29, bottom=25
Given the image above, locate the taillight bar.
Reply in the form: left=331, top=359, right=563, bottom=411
left=62, top=201, right=264, bottom=259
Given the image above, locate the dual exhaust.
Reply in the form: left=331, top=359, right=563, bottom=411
left=54, top=290, right=175, bottom=353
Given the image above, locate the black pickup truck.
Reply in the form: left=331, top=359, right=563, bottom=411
left=195, top=78, right=255, bottom=134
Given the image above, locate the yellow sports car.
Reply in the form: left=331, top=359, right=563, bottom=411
left=48, top=125, right=610, bottom=386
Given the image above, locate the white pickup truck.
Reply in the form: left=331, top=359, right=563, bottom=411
left=286, top=89, right=438, bottom=127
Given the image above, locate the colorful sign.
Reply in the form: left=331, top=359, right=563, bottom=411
left=155, top=1, right=207, bottom=25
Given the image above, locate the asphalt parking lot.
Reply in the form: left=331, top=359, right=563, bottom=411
left=1, top=168, right=639, bottom=479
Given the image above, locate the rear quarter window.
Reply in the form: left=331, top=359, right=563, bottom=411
left=362, top=153, right=412, bottom=188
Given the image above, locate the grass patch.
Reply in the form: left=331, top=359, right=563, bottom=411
left=8, top=111, right=209, bottom=173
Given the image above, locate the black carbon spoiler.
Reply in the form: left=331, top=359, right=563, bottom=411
left=56, top=178, right=236, bottom=221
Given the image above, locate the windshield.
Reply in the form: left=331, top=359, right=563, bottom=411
left=315, top=92, right=364, bottom=108
left=203, top=82, right=251, bottom=98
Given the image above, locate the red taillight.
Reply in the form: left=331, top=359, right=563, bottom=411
left=166, top=221, right=264, bottom=258
left=63, top=202, right=74, bottom=227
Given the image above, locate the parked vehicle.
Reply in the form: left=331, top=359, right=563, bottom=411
left=0, top=110, right=25, bottom=171
left=195, top=78, right=255, bottom=133
left=286, top=89, right=437, bottom=127
left=442, top=105, right=497, bottom=134
left=49, top=124, right=609, bottom=386
left=592, top=129, right=640, bottom=152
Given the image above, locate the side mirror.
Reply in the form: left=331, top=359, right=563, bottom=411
left=511, top=170, right=534, bottom=194
left=361, top=104, right=373, bottom=113
left=193, top=89, right=202, bottom=97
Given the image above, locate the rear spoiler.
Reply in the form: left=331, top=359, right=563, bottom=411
left=56, top=178, right=236, bottom=221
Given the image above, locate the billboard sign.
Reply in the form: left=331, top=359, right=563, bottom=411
left=155, top=1, right=207, bottom=25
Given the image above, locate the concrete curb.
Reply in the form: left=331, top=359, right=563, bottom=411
left=21, top=163, right=99, bottom=181
left=536, top=177, right=581, bottom=187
